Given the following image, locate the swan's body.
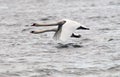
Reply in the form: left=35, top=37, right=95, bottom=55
left=54, top=19, right=85, bottom=41
left=31, top=19, right=89, bottom=41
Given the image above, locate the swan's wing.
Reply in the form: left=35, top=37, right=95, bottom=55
left=53, top=20, right=66, bottom=40
left=53, top=24, right=63, bottom=40
left=59, top=19, right=80, bottom=41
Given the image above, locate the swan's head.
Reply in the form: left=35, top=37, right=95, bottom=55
left=77, top=26, right=90, bottom=30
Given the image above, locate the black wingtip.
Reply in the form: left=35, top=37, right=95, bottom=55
left=30, top=31, right=35, bottom=33
left=31, top=23, right=36, bottom=26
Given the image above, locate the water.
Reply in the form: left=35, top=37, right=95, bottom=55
left=0, top=0, right=120, bottom=77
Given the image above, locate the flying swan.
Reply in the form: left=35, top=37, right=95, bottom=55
left=30, top=19, right=90, bottom=41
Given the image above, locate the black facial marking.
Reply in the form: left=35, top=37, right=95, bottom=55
left=77, top=26, right=90, bottom=30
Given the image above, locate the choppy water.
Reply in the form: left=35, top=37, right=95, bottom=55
left=0, top=0, right=120, bottom=77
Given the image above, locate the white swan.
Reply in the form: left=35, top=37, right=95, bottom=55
left=31, top=19, right=89, bottom=41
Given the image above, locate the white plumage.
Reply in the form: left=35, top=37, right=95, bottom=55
left=54, top=19, right=82, bottom=41
left=31, top=19, right=89, bottom=41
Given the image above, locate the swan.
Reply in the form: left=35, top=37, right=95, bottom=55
left=30, top=19, right=89, bottom=41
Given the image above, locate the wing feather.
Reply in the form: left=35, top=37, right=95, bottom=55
left=53, top=24, right=62, bottom=40
left=59, top=19, right=80, bottom=41
left=53, top=19, right=81, bottom=41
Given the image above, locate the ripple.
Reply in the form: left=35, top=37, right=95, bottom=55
left=56, top=43, right=83, bottom=48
